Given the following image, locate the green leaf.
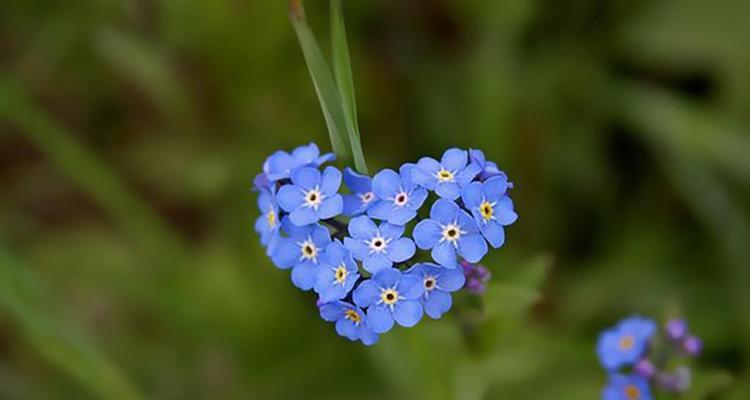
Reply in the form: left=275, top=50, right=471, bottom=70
left=289, top=0, right=352, bottom=163
left=330, top=0, right=368, bottom=173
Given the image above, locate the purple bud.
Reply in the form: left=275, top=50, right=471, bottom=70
left=656, top=368, right=691, bottom=393
left=634, top=358, right=655, bottom=379
left=665, top=319, right=688, bottom=341
left=682, top=336, right=703, bottom=357
left=462, top=261, right=491, bottom=295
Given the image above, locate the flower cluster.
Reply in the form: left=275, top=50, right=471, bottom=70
left=597, top=316, right=703, bottom=399
left=254, top=143, right=517, bottom=345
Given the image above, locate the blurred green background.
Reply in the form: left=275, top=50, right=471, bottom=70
left=1, top=0, right=749, bottom=398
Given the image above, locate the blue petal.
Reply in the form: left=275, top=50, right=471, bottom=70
left=483, top=175, right=509, bottom=200
left=413, top=219, right=443, bottom=249
left=353, top=280, right=380, bottom=308
left=290, top=207, right=318, bottom=226
left=441, top=148, right=468, bottom=171
left=437, top=266, right=466, bottom=291
left=461, top=182, right=483, bottom=209
left=363, top=253, right=392, bottom=274
left=270, top=238, right=298, bottom=269
left=343, top=167, right=371, bottom=193
left=432, top=241, right=457, bottom=268
left=469, top=149, right=486, bottom=166
left=399, top=163, right=418, bottom=189
left=416, top=157, right=441, bottom=173
left=257, top=191, right=274, bottom=213
left=290, top=167, right=321, bottom=190
left=342, top=194, right=365, bottom=216
left=318, top=196, right=343, bottom=220
left=496, top=196, right=518, bottom=225
left=348, top=215, right=377, bottom=239
left=310, top=224, right=332, bottom=247
left=366, top=200, right=392, bottom=221
left=396, top=274, right=424, bottom=299
left=480, top=221, right=505, bottom=248
left=393, top=300, right=423, bottom=327
left=344, top=237, right=370, bottom=260
left=388, top=207, right=417, bottom=225
left=292, top=143, right=320, bottom=162
left=366, top=305, right=394, bottom=334
left=264, top=151, right=299, bottom=181
left=435, top=182, right=461, bottom=200
left=379, top=223, right=404, bottom=240
left=412, top=162, right=437, bottom=189
left=315, top=153, right=336, bottom=166
left=423, top=290, right=452, bottom=319
left=335, top=319, right=359, bottom=340
left=457, top=209, right=479, bottom=234
left=373, top=268, right=400, bottom=288
left=319, top=301, right=345, bottom=322
left=430, top=199, right=459, bottom=225
left=458, top=233, right=488, bottom=263
left=387, top=238, right=416, bottom=263
left=372, top=169, right=401, bottom=198
left=280, top=216, right=311, bottom=239
left=320, top=166, right=342, bottom=195
left=357, top=326, right=379, bottom=346
left=456, top=162, right=481, bottom=186
left=407, top=188, right=428, bottom=211
left=321, top=240, right=346, bottom=265
left=277, top=185, right=304, bottom=212
left=291, top=261, right=318, bottom=290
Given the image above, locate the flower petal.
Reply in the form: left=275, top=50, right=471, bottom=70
left=435, top=182, right=461, bottom=200
left=495, top=196, right=518, bottom=225
left=372, top=169, right=401, bottom=198
left=366, top=305, right=395, bottom=334
left=397, top=274, right=424, bottom=299
left=483, top=175, right=509, bottom=200
left=277, top=184, right=304, bottom=212
left=291, top=261, right=318, bottom=290
left=335, top=319, right=359, bottom=340
left=461, top=182, right=483, bottom=209
left=344, top=237, right=370, bottom=260
left=342, top=194, right=365, bottom=216
left=441, top=148, right=468, bottom=171
left=407, top=188, right=428, bottom=211
left=437, top=266, right=466, bottom=292
left=432, top=241, right=457, bottom=268
left=343, top=167, right=372, bottom=193
left=480, top=221, right=505, bottom=248
left=290, top=206, right=318, bottom=226
left=388, top=207, right=417, bottom=225
left=423, top=290, right=452, bottom=319
left=363, top=253, right=392, bottom=274
left=292, top=143, right=320, bottom=162
left=430, top=199, right=459, bottom=224
left=393, top=300, right=423, bottom=327
left=319, top=302, right=345, bottom=322
left=318, top=195, right=343, bottom=220
left=290, top=167, right=321, bottom=190
left=379, top=223, right=404, bottom=240
left=387, top=238, right=416, bottom=263
left=366, top=200, right=392, bottom=221
left=456, top=162, right=481, bottom=186
left=270, top=238, right=298, bottom=269
left=413, top=219, right=443, bottom=249
left=373, top=268, right=400, bottom=288
left=458, top=233, right=488, bottom=263
left=320, top=166, right=342, bottom=195
left=348, top=216, right=377, bottom=239
left=353, top=279, right=381, bottom=307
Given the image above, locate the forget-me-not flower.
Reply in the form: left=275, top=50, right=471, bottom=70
left=342, top=167, right=378, bottom=216
left=412, top=148, right=481, bottom=199
left=353, top=268, right=424, bottom=333
left=319, top=301, right=379, bottom=345
left=468, top=149, right=510, bottom=182
left=406, top=263, right=466, bottom=319
left=597, top=316, right=656, bottom=370
left=602, top=374, right=652, bottom=400
left=314, top=240, right=360, bottom=302
left=344, top=216, right=416, bottom=273
left=270, top=217, right=332, bottom=290
left=254, top=188, right=281, bottom=253
left=413, top=199, right=488, bottom=268
left=461, top=175, right=518, bottom=248
left=277, top=166, right=343, bottom=226
left=367, top=164, right=427, bottom=225
left=263, top=143, right=336, bottom=181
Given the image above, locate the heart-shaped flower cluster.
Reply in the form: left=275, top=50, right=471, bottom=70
left=254, top=143, right=517, bottom=345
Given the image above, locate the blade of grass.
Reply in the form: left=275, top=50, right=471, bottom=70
left=0, top=242, right=142, bottom=400
left=289, top=0, right=352, bottom=164
left=330, top=0, right=367, bottom=173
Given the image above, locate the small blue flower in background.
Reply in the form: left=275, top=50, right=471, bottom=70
left=270, top=217, right=332, bottom=290
left=468, top=149, right=511, bottom=183
left=461, top=175, right=518, bottom=248
left=263, top=142, right=336, bottom=181
left=254, top=189, right=281, bottom=253
left=353, top=268, right=424, bottom=333
left=344, top=216, right=416, bottom=273
left=314, top=240, right=360, bottom=302
left=413, top=199, right=488, bottom=268
left=602, top=374, right=652, bottom=400
left=342, top=167, right=377, bottom=216
left=597, top=316, right=656, bottom=370
left=406, top=263, right=466, bottom=319
left=319, top=301, right=379, bottom=345
left=367, top=164, right=427, bottom=225
left=412, top=148, right=481, bottom=199
left=277, top=166, right=343, bottom=226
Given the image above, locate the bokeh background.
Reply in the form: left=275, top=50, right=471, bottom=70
left=1, top=0, right=749, bottom=398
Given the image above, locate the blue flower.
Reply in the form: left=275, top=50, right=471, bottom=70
left=602, top=374, right=652, bottom=400
left=406, top=263, right=465, bottom=319
left=254, top=188, right=281, bottom=252
left=413, top=199, right=488, bottom=268
left=277, top=166, right=344, bottom=226
left=353, top=268, right=424, bottom=333
left=270, top=217, right=332, bottom=290
left=367, top=164, right=428, bottom=225
left=262, top=143, right=336, bottom=182
left=319, top=301, right=379, bottom=345
left=412, top=148, right=481, bottom=199
left=344, top=216, right=416, bottom=274
left=597, top=316, right=656, bottom=370
left=342, top=167, right=378, bottom=216
left=468, top=149, right=510, bottom=183
left=461, top=175, right=518, bottom=248
left=314, top=240, right=360, bottom=302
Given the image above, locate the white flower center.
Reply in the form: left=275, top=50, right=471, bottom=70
left=368, top=236, right=390, bottom=254
left=441, top=223, right=464, bottom=244
left=424, top=276, right=437, bottom=292
left=299, top=239, right=318, bottom=261
left=393, top=190, right=409, bottom=207
left=360, top=192, right=375, bottom=204
left=304, top=186, right=323, bottom=209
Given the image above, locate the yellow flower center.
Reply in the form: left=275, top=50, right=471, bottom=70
left=381, top=289, right=399, bottom=305
left=345, top=309, right=362, bottom=324
left=479, top=201, right=494, bottom=220
left=301, top=241, right=317, bottom=260
left=436, top=169, right=454, bottom=182
left=618, top=335, right=635, bottom=351
left=267, top=210, right=277, bottom=227
left=334, top=265, right=348, bottom=285
left=624, top=384, right=640, bottom=399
